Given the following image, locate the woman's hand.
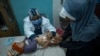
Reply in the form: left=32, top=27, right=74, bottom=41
left=49, top=34, right=62, bottom=46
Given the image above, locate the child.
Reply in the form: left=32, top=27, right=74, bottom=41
left=7, top=32, right=62, bottom=56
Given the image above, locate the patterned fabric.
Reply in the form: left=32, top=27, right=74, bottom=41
left=28, top=8, right=39, bottom=19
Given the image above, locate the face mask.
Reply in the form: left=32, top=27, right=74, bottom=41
left=32, top=18, right=42, bottom=25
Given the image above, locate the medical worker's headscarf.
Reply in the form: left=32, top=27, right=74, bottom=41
left=60, top=0, right=100, bottom=42
left=29, top=8, right=39, bottom=19
left=29, top=8, right=42, bottom=25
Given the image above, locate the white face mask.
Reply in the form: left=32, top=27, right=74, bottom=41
left=59, top=7, right=76, bottom=21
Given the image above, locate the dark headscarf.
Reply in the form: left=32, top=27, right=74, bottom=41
left=63, top=0, right=100, bottom=42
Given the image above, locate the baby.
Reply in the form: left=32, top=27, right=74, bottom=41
left=7, top=32, right=62, bottom=56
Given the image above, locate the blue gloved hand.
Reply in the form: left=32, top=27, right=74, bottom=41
left=51, top=31, right=56, bottom=37
left=29, top=34, right=36, bottom=40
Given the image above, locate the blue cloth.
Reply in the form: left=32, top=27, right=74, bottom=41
left=96, top=0, right=100, bottom=3
left=63, top=0, right=100, bottom=42
left=4, top=37, right=15, bottom=45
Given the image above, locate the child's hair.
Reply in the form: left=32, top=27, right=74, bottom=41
left=12, top=42, right=24, bottom=54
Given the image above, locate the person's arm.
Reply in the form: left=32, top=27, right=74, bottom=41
left=57, top=24, right=72, bottom=48
left=24, top=18, right=36, bottom=39
left=60, top=18, right=100, bottom=48
left=61, top=23, right=72, bottom=41
left=44, top=18, right=56, bottom=37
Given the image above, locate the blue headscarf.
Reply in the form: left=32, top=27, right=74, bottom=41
left=63, top=0, right=100, bottom=42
